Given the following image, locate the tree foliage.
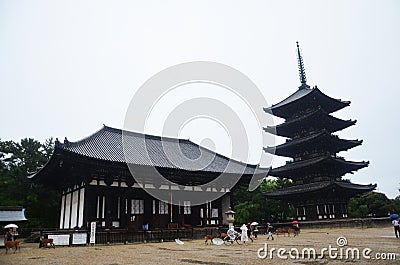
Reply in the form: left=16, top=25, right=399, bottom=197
left=233, top=178, right=294, bottom=225
left=348, top=191, right=400, bottom=218
left=0, top=138, right=59, bottom=228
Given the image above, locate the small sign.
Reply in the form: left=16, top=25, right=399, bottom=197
left=90, top=221, right=96, bottom=244
left=48, top=234, right=70, bottom=246
left=72, top=233, right=87, bottom=245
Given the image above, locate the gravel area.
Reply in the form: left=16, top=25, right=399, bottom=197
left=1, top=227, right=399, bottom=265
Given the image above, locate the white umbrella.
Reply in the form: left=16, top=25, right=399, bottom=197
left=212, top=238, right=224, bottom=245
left=4, top=224, right=18, bottom=229
left=175, top=238, right=184, bottom=245
left=250, top=222, right=259, bottom=226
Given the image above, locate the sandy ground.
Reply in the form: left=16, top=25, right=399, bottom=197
left=0, top=227, right=399, bottom=265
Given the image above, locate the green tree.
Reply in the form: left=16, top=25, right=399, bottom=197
left=358, top=205, right=369, bottom=218
left=391, top=195, right=400, bottom=214
left=233, top=178, right=294, bottom=225
left=348, top=191, right=393, bottom=217
left=0, top=138, right=59, bottom=228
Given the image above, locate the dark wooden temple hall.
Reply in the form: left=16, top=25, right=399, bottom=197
left=30, top=126, right=267, bottom=231
left=264, top=42, right=376, bottom=221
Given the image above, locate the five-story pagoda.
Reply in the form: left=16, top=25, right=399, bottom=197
left=264, top=42, right=376, bottom=221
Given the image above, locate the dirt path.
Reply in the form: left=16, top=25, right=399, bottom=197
left=1, top=227, right=399, bottom=265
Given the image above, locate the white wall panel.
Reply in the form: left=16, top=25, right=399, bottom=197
left=64, top=193, right=71, bottom=229
left=78, top=188, right=85, bottom=227
left=59, top=194, right=65, bottom=229
left=70, top=190, right=78, bottom=228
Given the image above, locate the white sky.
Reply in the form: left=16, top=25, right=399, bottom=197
left=1, top=0, right=399, bottom=198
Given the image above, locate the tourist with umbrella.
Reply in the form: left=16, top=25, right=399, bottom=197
left=250, top=221, right=259, bottom=239
left=4, top=224, right=18, bottom=242
left=292, top=220, right=300, bottom=235
left=390, top=214, right=399, bottom=238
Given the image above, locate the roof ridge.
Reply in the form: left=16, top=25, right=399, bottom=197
left=59, top=126, right=106, bottom=148
left=264, top=87, right=313, bottom=111
left=60, top=125, right=192, bottom=148
left=104, top=125, right=192, bottom=142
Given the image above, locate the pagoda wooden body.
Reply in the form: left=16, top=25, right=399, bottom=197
left=264, top=43, right=376, bottom=221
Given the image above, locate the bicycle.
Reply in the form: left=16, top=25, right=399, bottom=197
left=223, top=233, right=242, bottom=245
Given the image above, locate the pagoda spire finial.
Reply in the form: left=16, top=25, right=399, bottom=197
left=296, top=41, right=308, bottom=89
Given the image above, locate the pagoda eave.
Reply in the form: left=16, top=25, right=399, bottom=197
left=265, top=87, right=351, bottom=119
left=265, top=181, right=377, bottom=199
left=263, top=126, right=278, bottom=136
left=270, top=108, right=357, bottom=138
left=266, top=132, right=363, bottom=158
left=268, top=156, right=369, bottom=178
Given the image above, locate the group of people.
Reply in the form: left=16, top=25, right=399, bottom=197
left=225, top=223, right=256, bottom=245
left=226, top=220, right=299, bottom=244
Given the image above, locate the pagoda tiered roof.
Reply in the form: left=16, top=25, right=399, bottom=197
left=265, top=181, right=376, bottom=199
left=263, top=42, right=374, bottom=221
left=264, top=107, right=356, bottom=138
left=264, top=130, right=362, bottom=158
left=264, top=87, right=350, bottom=120
left=269, top=155, right=369, bottom=179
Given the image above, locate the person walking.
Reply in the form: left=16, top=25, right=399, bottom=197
left=251, top=225, right=258, bottom=239
left=4, top=228, right=14, bottom=242
left=266, top=222, right=274, bottom=240
left=292, top=220, right=300, bottom=236
left=392, top=218, right=400, bottom=238
left=240, top=224, right=249, bottom=245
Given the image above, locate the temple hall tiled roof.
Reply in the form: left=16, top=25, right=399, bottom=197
left=53, top=125, right=267, bottom=175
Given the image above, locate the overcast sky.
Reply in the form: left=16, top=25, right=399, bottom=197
left=1, top=1, right=399, bottom=198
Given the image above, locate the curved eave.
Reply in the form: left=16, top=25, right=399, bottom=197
left=28, top=147, right=59, bottom=182
left=264, top=132, right=363, bottom=157
left=263, top=126, right=277, bottom=135
left=269, top=156, right=326, bottom=177
left=313, top=87, right=351, bottom=113
left=264, top=87, right=350, bottom=119
left=264, top=131, right=326, bottom=156
left=28, top=146, right=75, bottom=187
left=265, top=181, right=376, bottom=198
left=337, top=139, right=363, bottom=152
left=265, top=108, right=356, bottom=138
left=268, top=156, right=369, bottom=178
